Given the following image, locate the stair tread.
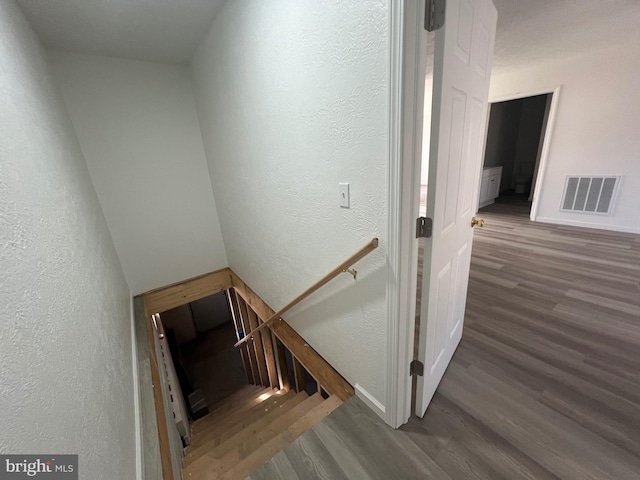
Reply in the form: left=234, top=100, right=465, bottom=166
left=212, top=392, right=322, bottom=460
left=211, top=385, right=261, bottom=408
left=192, top=385, right=264, bottom=430
left=184, top=393, right=338, bottom=480
left=183, top=390, right=296, bottom=465
left=218, top=391, right=311, bottom=445
left=192, top=387, right=273, bottom=434
left=220, top=395, right=343, bottom=480
left=189, top=389, right=288, bottom=448
left=200, top=385, right=261, bottom=418
left=184, top=391, right=311, bottom=466
left=197, top=385, right=268, bottom=418
left=192, top=388, right=284, bottom=438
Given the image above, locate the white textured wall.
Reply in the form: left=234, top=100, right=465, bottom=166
left=490, top=41, right=640, bottom=233
left=0, top=2, right=136, bottom=478
left=50, top=52, right=228, bottom=295
left=191, top=0, right=390, bottom=405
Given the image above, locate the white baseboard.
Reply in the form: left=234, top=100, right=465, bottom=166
left=354, top=384, right=386, bottom=421
left=535, top=216, right=640, bottom=234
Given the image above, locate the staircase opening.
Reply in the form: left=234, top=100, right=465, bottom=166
left=157, top=291, right=248, bottom=422
left=140, top=255, right=373, bottom=479
left=179, top=284, right=350, bottom=478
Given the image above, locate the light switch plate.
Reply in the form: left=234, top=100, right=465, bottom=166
left=339, top=183, right=350, bottom=208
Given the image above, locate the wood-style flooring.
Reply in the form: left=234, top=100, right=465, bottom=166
left=250, top=201, right=640, bottom=479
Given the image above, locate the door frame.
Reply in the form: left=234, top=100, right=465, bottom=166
left=387, top=0, right=510, bottom=428
left=386, top=0, right=427, bottom=428
left=487, top=86, right=562, bottom=221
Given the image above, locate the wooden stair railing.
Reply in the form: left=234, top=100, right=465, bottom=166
left=229, top=276, right=354, bottom=401
left=234, top=237, right=379, bottom=348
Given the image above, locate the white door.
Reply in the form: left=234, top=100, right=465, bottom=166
left=416, top=0, right=497, bottom=417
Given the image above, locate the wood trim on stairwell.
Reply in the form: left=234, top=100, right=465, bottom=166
left=231, top=271, right=354, bottom=401
left=143, top=303, right=174, bottom=480
left=142, top=267, right=233, bottom=314
left=229, top=271, right=274, bottom=324
left=269, top=319, right=353, bottom=401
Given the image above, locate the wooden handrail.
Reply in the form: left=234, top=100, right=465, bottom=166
left=234, top=237, right=379, bottom=347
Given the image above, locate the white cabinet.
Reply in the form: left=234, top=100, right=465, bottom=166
left=479, top=166, right=502, bottom=208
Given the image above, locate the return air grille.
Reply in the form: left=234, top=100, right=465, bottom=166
left=561, top=176, right=619, bottom=215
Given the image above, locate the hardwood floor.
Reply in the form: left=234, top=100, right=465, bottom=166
left=250, top=202, right=640, bottom=479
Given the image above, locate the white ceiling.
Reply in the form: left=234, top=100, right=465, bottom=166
left=491, top=0, right=640, bottom=73
left=16, top=0, right=640, bottom=68
left=16, top=0, right=226, bottom=64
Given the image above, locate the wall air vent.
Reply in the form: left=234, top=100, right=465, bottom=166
left=560, top=176, right=620, bottom=215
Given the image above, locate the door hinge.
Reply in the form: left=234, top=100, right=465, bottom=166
left=416, top=217, right=433, bottom=238
left=410, top=360, right=424, bottom=376
left=425, top=0, right=446, bottom=32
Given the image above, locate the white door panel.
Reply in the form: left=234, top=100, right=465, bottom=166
left=416, top=0, right=497, bottom=417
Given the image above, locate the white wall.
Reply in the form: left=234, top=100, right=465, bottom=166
left=191, top=0, right=390, bottom=406
left=490, top=41, right=640, bottom=233
left=0, top=2, right=136, bottom=478
left=50, top=52, right=228, bottom=294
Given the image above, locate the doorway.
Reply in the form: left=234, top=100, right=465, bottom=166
left=478, top=86, right=561, bottom=221
left=480, top=93, right=552, bottom=213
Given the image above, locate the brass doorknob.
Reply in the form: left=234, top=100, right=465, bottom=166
left=471, top=217, right=485, bottom=228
